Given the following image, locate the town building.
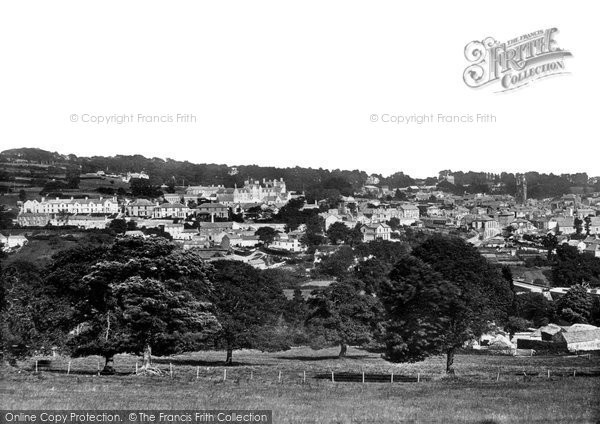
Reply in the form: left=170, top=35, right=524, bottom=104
left=152, top=203, right=190, bottom=219
left=360, top=223, right=391, bottom=242
left=197, top=203, right=229, bottom=221
left=126, top=199, right=157, bottom=218
left=21, top=197, right=119, bottom=215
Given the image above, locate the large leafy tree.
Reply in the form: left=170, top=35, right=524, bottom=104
left=255, top=227, right=278, bottom=245
left=515, top=292, right=556, bottom=327
left=315, top=245, right=356, bottom=278
left=0, top=260, right=66, bottom=363
left=380, top=256, right=457, bottom=364
left=326, top=222, right=352, bottom=245
left=552, top=245, right=600, bottom=287
left=411, top=235, right=513, bottom=373
left=45, top=237, right=219, bottom=373
left=353, top=240, right=410, bottom=295
left=209, top=260, right=289, bottom=365
left=555, top=285, right=593, bottom=324
left=305, top=279, right=383, bottom=357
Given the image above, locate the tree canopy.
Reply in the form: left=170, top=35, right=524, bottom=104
left=209, top=260, right=290, bottom=364
left=44, top=237, right=220, bottom=373
left=306, top=279, right=383, bottom=357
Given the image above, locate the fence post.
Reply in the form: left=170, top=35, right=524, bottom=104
left=362, top=371, right=365, bottom=384
left=250, top=369, right=253, bottom=381
left=417, top=373, right=420, bottom=383
left=223, top=369, right=227, bottom=381
left=67, top=361, right=71, bottom=375
left=391, top=372, right=394, bottom=383
left=573, top=369, right=576, bottom=377
left=135, top=362, right=138, bottom=375
left=98, top=360, right=101, bottom=376
left=278, top=371, right=282, bottom=383
left=170, top=363, right=173, bottom=378
left=196, top=366, right=200, bottom=380
left=303, top=370, right=306, bottom=384
left=331, top=371, right=334, bottom=383
left=35, top=360, right=38, bottom=374
left=547, top=369, right=550, bottom=379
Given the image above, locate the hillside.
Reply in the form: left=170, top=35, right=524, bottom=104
left=1, top=148, right=599, bottom=199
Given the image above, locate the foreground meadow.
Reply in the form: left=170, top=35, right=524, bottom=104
left=1, top=347, right=599, bottom=423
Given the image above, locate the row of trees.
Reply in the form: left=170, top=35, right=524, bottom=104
left=5, top=148, right=600, bottom=199
left=2, top=235, right=597, bottom=374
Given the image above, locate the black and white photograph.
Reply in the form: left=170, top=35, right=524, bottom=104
left=1, top=1, right=599, bottom=423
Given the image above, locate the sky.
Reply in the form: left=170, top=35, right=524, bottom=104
left=0, top=1, right=598, bottom=179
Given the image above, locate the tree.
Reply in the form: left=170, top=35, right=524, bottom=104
left=108, top=218, right=127, bottom=234
left=306, top=280, right=383, bottom=357
left=209, top=260, right=289, bottom=365
left=541, top=233, right=558, bottom=259
left=387, top=217, right=401, bottom=231
left=355, top=239, right=408, bottom=265
left=301, top=215, right=326, bottom=252
left=326, top=222, right=352, bottom=245
left=501, top=265, right=517, bottom=315
left=0, top=261, right=66, bottom=363
left=45, top=237, right=219, bottom=373
left=315, top=245, right=355, bottom=278
left=584, top=215, right=592, bottom=236
left=354, top=257, right=394, bottom=295
left=110, top=276, right=220, bottom=373
left=394, top=190, right=407, bottom=201
left=555, top=285, right=593, bottom=324
left=551, top=244, right=600, bottom=287
left=255, top=227, right=278, bottom=245
left=126, top=220, right=137, bottom=231
left=574, top=217, right=584, bottom=238
left=515, top=292, right=555, bottom=327
left=411, top=235, right=513, bottom=373
left=504, top=316, right=533, bottom=338
left=380, top=256, right=457, bottom=364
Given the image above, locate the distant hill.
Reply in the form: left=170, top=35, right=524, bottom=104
left=1, top=147, right=599, bottom=200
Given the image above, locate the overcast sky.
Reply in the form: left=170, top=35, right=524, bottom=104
left=0, top=1, right=597, bottom=178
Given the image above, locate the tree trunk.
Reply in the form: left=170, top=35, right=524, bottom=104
left=339, top=343, right=348, bottom=358
left=446, top=347, right=455, bottom=374
left=225, top=347, right=233, bottom=365
left=102, top=355, right=115, bottom=375
left=141, top=344, right=152, bottom=370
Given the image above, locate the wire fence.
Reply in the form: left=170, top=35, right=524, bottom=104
left=27, top=358, right=600, bottom=384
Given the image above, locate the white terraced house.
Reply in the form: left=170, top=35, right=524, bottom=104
left=21, top=197, right=119, bottom=215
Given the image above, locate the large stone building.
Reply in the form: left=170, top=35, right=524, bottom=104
left=227, top=178, right=291, bottom=205
left=21, top=197, right=119, bottom=215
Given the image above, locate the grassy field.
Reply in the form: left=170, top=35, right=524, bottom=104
left=1, top=347, right=599, bottom=423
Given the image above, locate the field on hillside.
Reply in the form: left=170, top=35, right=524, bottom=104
left=2, top=347, right=599, bottom=423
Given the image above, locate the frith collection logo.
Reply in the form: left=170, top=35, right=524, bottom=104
left=463, top=28, right=572, bottom=92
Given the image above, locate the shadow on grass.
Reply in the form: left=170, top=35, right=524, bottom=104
left=152, top=358, right=255, bottom=367
left=275, top=354, right=373, bottom=361
left=29, top=368, right=131, bottom=377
